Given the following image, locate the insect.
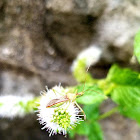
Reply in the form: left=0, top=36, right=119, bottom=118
left=46, top=88, right=86, bottom=119
left=45, top=66, right=100, bottom=120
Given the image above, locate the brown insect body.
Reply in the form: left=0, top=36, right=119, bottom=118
left=46, top=92, right=83, bottom=108
left=46, top=96, right=69, bottom=108
left=45, top=66, right=98, bottom=120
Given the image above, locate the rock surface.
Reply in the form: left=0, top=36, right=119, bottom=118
left=0, top=0, right=140, bottom=140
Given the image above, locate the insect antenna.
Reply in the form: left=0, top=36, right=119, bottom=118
left=76, top=66, right=103, bottom=96
left=81, top=66, right=90, bottom=93
left=83, top=88, right=102, bottom=95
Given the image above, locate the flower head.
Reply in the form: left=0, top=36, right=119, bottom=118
left=0, top=95, right=34, bottom=118
left=71, top=45, right=102, bottom=71
left=37, top=85, right=82, bottom=136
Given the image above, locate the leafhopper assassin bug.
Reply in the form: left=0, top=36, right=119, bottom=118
left=46, top=88, right=86, bottom=119
left=45, top=66, right=100, bottom=120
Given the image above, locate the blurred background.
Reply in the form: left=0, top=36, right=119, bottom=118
left=0, top=0, right=140, bottom=140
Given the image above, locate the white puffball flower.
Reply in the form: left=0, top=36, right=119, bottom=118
left=37, top=85, right=82, bottom=136
left=0, top=95, right=34, bottom=118
left=72, top=45, right=102, bottom=70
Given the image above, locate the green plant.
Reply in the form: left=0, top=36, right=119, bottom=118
left=1, top=31, right=140, bottom=139
left=68, top=30, right=140, bottom=140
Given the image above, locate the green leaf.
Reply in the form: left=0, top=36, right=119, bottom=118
left=88, top=122, right=103, bottom=140
left=105, top=64, right=140, bottom=123
left=134, top=30, right=140, bottom=63
left=111, top=86, right=140, bottom=124
left=69, top=103, right=103, bottom=140
left=69, top=121, right=103, bottom=140
left=83, top=103, right=100, bottom=120
left=69, top=121, right=90, bottom=138
left=107, top=64, right=140, bottom=86
left=73, top=121, right=90, bottom=136
left=112, top=86, right=140, bottom=108
left=75, top=84, right=107, bottom=105
left=119, top=106, right=140, bottom=124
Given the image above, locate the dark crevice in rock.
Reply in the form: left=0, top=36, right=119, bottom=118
left=45, top=10, right=99, bottom=60
left=0, top=61, right=41, bottom=77
left=45, top=10, right=67, bottom=58
left=0, top=1, right=5, bottom=22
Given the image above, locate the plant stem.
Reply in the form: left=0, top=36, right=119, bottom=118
left=97, top=106, right=119, bottom=120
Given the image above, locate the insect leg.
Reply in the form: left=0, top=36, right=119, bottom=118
left=65, top=101, right=70, bottom=110
left=74, top=101, right=86, bottom=120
